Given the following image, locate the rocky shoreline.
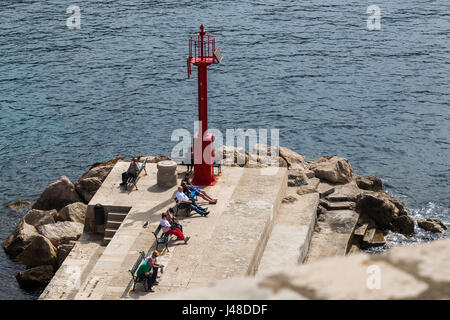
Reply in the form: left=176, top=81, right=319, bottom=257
left=2, top=146, right=447, bottom=291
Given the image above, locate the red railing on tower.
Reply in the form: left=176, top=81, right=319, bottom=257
left=187, top=25, right=222, bottom=78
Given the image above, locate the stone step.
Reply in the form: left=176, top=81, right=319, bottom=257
left=104, top=228, right=117, bottom=238
left=353, top=223, right=369, bottom=237
left=103, top=237, right=112, bottom=246
left=257, top=192, right=319, bottom=277
left=326, top=194, right=357, bottom=202
left=319, top=199, right=354, bottom=211
left=306, top=209, right=359, bottom=263
left=363, top=227, right=376, bottom=243
left=347, top=244, right=360, bottom=255
left=371, top=231, right=386, bottom=246
left=106, top=220, right=122, bottom=230
left=107, top=212, right=127, bottom=222
left=329, top=181, right=361, bottom=202
left=317, top=183, right=335, bottom=198
left=361, top=229, right=386, bottom=248
left=305, top=177, right=320, bottom=190
left=305, top=170, right=315, bottom=179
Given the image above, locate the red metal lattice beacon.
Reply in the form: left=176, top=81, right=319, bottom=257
left=187, top=25, right=223, bottom=186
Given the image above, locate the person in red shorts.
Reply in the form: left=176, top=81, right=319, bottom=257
left=160, top=212, right=190, bottom=244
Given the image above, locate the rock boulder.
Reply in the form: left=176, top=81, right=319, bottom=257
left=417, top=218, right=447, bottom=234
left=2, top=220, right=40, bottom=257
left=355, top=192, right=414, bottom=236
left=218, top=145, right=249, bottom=167
left=32, top=176, right=83, bottom=211
left=37, top=221, right=84, bottom=247
left=6, top=200, right=31, bottom=213
left=56, top=202, right=87, bottom=224
left=146, top=155, right=171, bottom=163
left=309, top=156, right=353, bottom=184
left=249, top=144, right=286, bottom=167
left=17, top=235, right=57, bottom=267
left=56, top=243, right=75, bottom=269
left=22, top=209, right=56, bottom=227
left=356, top=175, right=383, bottom=192
left=278, top=146, right=307, bottom=169
left=16, top=265, right=55, bottom=288
left=74, top=177, right=102, bottom=203
left=86, top=156, right=123, bottom=171
left=80, top=165, right=112, bottom=182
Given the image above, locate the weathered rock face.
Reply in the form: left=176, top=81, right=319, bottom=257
left=355, top=175, right=383, bottom=192
left=22, top=209, right=56, bottom=227
left=17, top=235, right=57, bottom=267
left=248, top=144, right=287, bottom=167
left=217, top=145, right=249, bottom=167
left=2, top=220, right=40, bottom=257
left=417, top=218, right=448, bottom=234
left=37, top=221, right=84, bottom=247
left=86, top=156, right=123, bottom=171
left=297, top=187, right=317, bottom=195
left=56, top=202, right=87, bottom=224
left=56, top=243, right=75, bottom=269
left=146, top=155, right=171, bottom=163
left=309, top=156, right=353, bottom=184
left=6, top=200, right=32, bottom=213
left=278, top=146, right=307, bottom=169
left=74, top=177, right=102, bottom=203
left=16, top=265, right=55, bottom=288
left=355, top=192, right=414, bottom=236
left=80, top=165, right=112, bottom=182
left=32, top=176, right=83, bottom=211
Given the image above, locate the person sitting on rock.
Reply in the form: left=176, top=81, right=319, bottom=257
left=176, top=186, right=209, bottom=216
left=136, top=252, right=158, bottom=292
left=120, top=157, right=140, bottom=187
left=166, top=207, right=183, bottom=232
left=181, top=172, right=217, bottom=204
left=160, top=212, right=190, bottom=243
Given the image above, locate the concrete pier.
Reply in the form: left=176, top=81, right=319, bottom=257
left=40, top=161, right=298, bottom=299
left=40, top=158, right=362, bottom=300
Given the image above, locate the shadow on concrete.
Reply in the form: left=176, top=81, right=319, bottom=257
left=147, top=184, right=174, bottom=193
left=118, top=185, right=134, bottom=194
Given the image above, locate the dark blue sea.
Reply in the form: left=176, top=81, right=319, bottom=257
left=0, top=0, right=449, bottom=299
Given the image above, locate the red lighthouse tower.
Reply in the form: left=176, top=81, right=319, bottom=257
left=187, top=25, right=223, bottom=185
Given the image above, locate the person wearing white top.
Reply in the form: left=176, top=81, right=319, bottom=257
left=160, top=212, right=190, bottom=244
left=175, top=186, right=209, bottom=216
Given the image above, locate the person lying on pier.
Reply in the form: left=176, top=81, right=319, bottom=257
left=181, top=181, right=197, bottom=202
left=160, top=212, right=190, bottom=243
left=166, top=207, right=183, bottom=232
left=120, top=157, right=140, bottom=187
left=181, top=172, right=217, bottom=204
left=176, top=186, right=209, bottom=216
left=136, top=250, right=160, bottom=293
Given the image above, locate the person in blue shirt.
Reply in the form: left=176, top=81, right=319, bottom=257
left=181, top=172, right=217, bottom=204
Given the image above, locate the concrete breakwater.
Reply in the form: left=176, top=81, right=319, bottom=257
left=2, top=145, right=447, bottom=297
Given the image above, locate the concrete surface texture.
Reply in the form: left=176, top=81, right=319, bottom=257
left=41, top=161, right=311, bottom=300
left=257, top=188, right=319, bottom=277
left=154, top=237, right=450, bottom=300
